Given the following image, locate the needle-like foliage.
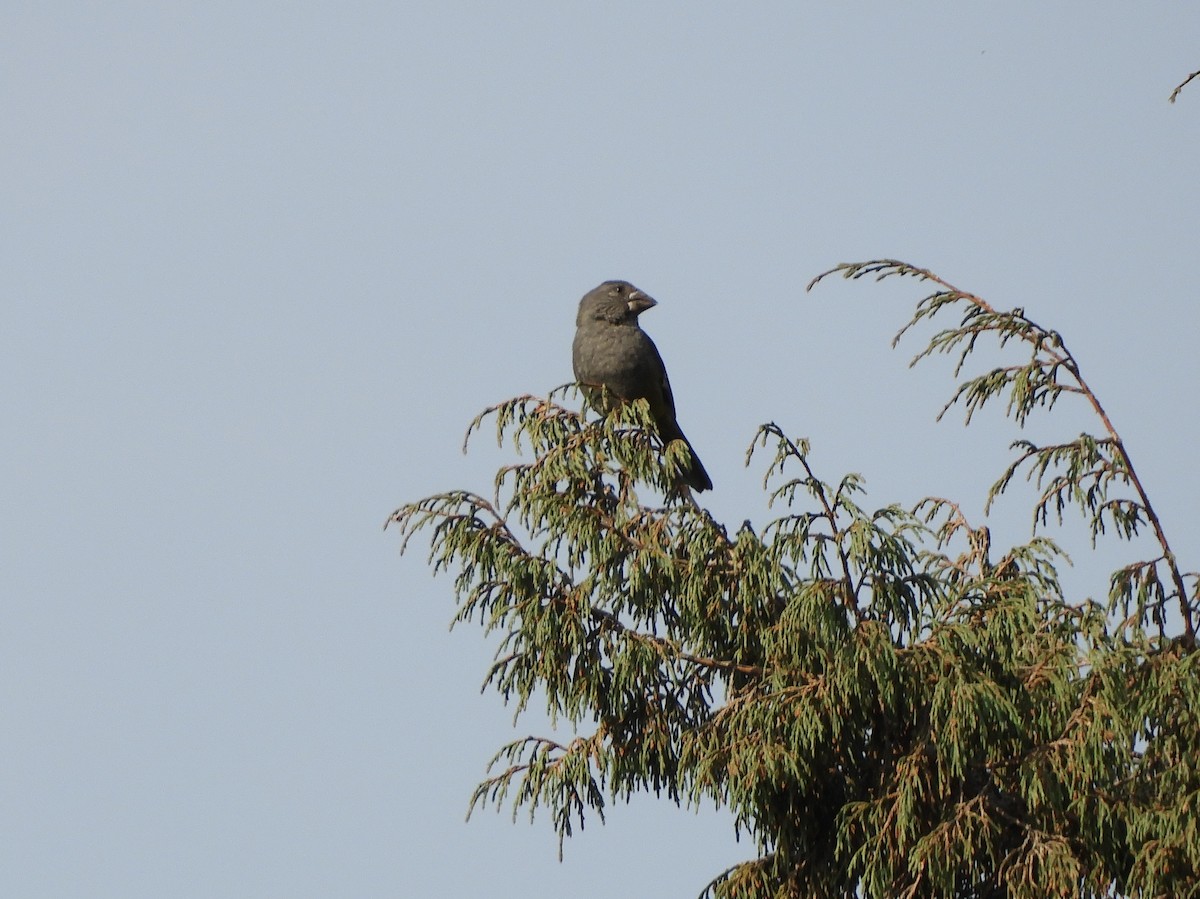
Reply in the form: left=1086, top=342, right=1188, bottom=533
left=388, top=263, right=1198, bottom=898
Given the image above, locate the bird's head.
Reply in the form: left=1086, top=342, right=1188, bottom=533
left=578, top=280, right=657, bottom=325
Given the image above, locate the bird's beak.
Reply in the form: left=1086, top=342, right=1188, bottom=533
left=626, top=289, right=657, bottom=315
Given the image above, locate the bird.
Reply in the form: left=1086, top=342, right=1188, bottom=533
left=572, top=280, right=712, bottom=492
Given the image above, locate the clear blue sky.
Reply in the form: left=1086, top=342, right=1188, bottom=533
left=4, top=4, right=1199, bottom=896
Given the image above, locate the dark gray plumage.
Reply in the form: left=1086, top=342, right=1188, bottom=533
left=572, top=280, right=712, bottom=492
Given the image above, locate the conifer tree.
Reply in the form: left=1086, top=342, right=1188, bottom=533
left=389, top=261, right=1199, bottom=898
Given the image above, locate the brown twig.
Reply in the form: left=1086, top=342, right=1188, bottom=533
left=1169, top=69, right=1200, bottom=103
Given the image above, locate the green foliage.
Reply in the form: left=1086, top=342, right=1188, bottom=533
left=389, top=261, right=1199, bottom=898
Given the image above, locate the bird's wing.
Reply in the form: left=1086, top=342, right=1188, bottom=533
left=643, top=335, right=678, bottom=420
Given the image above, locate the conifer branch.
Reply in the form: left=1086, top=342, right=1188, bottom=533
left=809, top=260, right=1195, bottom=640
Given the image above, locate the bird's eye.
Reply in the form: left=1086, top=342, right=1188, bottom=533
left=611, top=284, right=625, bottom=296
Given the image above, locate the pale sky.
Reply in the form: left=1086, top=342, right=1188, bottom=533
left=5, top=4, right=1200, bottom=897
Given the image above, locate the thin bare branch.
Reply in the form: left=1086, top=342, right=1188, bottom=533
left=1169, top=68, right=1200, bottom=103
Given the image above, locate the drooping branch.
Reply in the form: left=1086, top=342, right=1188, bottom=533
left=808, top=260, right=1194, bottom=640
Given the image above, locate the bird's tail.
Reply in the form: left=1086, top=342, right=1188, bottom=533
left=668, top=434, right=712, bottom=493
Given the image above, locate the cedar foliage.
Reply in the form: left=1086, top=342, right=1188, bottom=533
left=388, top=262, right=1199, bottom=898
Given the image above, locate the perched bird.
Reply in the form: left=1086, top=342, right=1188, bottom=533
left=572, top=280, right=712, bottom=492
